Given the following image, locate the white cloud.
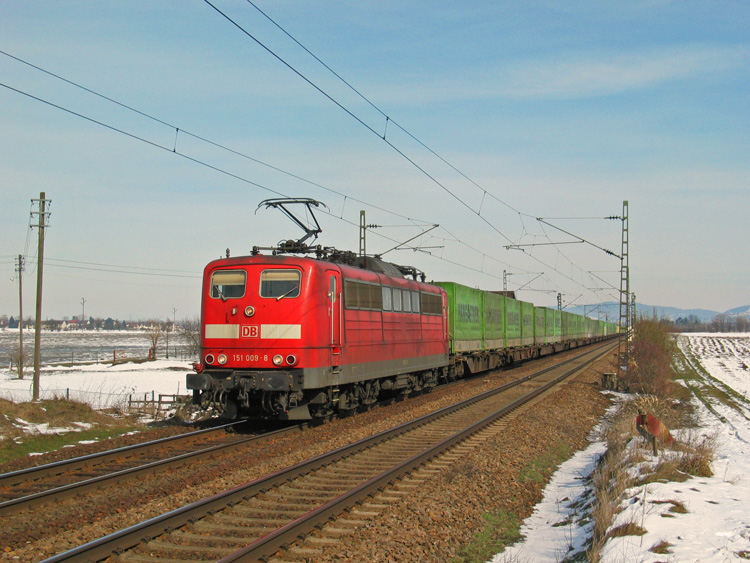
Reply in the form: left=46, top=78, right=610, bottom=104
left=502, top=44, right=749, bottom=99
left=379, top=44, right=750, bottom=103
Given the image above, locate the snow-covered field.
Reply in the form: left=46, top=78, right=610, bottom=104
left=0, top=360, right=191, bottom=409
left=0, top=328, right=193, bottom=366
left=493, top=333, right=750, bottom=562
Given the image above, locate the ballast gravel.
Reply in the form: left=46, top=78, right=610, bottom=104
left=1, top=347, right=615, bottom=562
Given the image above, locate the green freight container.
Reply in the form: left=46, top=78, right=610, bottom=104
left=521, top=301, right=535, bottom=346
left=484, top=291, right=505, bottom=350
left=506, top=297, right=522, bottom=347
left=553, top=309, right=562, bottom=343
left=435, top=282, right=483, bottom=353
left=545, top=308, right=555, bottom=344
left=534, top=307, right=546, bottom=345
left=576, top=314, right=584, bottom=339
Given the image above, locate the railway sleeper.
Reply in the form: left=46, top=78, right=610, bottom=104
left=287, top=545, right=326, bottom=557
left=165, top=529, right=249, bottom=547
left=229, top=505, right=309, bottom=519
left=305, top=536, right=341, bottom=546
left=247, top=503, right=317, bottom=515
left=130, top=539, right=236, bottom=558
left=273, top=485, right=343, bottom=498
left=191, top=520, right=276, bottom=535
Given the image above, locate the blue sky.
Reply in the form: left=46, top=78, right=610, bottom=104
left=1, top=1, right=748, bottom=321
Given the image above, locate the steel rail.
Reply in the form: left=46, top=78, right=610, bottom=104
left=41, top=341, right=614, bottom=563
left=0, top=421, right=243, bottom=487
left=0, top=422, right=302, bottom=517
left=222, top=342, right=614, bottom=562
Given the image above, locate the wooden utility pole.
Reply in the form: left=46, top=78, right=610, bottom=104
left=31, top=192, right=51, bottom=401
left=16, top=254, right=24, bottom=379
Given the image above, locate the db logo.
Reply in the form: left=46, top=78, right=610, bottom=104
left=241, top=325, right=259, bottom=338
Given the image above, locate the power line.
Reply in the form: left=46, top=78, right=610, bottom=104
left=243, top=1, right=525, bottom=217
left=1, top=47, right=595, bottom=294
left=205, top=1, right=620, bottom=294
left=0, top=79, right=539, bottom=288
left=202, top=0, right=518, bottom=245
left=1, top=51, right=615, bottom=299
left=45, top=263, right=201, bottom=279
left=0, top=49, right=436, bottom=228
left=45, top=258, right=199, bottom=275
left=46, top=270, right=200, bottom=289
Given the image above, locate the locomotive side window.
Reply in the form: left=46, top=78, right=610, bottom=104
left=421, top=292, right=442, bottom=316
left=382, top=286, right=392, bottom=311
left=369, top=284, right=383, bottom=310
left=260, top=270, right=301, bottom=299
left=402, top=291, right=412, bottom=313
left=210, top=270, right=246, bottom=300
left=344, top=279, right=360, bottom=308
left=411, top=291, right=421, bottom=314
left=392, top=288, right=402, bottom=312
left=344, top=279, right=383, bottom=310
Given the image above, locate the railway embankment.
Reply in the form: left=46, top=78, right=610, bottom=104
left=1, top=347, right=614, bottom=561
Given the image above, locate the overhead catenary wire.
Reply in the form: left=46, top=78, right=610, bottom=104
left=1, top=44, right=598, bottom=294
left=0, top=77, right=536, bottom=288
left=0, top=50, right=434, bottom=229
left=241, top=0, right=617, bottom=266
left=204, top=1, right=621, bottom=294
left=243, top=0, right=525, bottom=218
left=0, top=76, right=598, bottom=297
left=0, top=43, right=616, bottom=300
left=202, top=0, right=517, bottom=245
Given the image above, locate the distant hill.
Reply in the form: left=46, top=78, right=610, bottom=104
left=566, top=302, right=723, bottom=323
left=724, top=305, right=750, bottom=316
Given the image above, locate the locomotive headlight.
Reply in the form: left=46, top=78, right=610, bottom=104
left=286, top=355, right=297, bottom=366
left=244, top=305, right=255, bottom=317
left=272, top=354, right=284, bottom=366
left=218, top=354, right=228, bottom=365
left=205, top=354, right=215, bottom=365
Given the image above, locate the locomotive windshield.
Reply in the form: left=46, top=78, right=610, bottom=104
left=210, top=270, right=246, bottom=300
left=260, top=270, right=301, bottom=299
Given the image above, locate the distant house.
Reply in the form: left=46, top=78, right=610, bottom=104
left=42, top=319, right=63, bottom=331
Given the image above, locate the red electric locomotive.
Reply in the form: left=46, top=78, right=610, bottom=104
left=187, top=249, right=450, bottom=420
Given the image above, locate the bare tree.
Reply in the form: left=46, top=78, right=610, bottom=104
left=10, top=344, right=31, bottom=380
left=179, top=317, right=201, bottom=357
left=145, top=320, right=163, bottom=360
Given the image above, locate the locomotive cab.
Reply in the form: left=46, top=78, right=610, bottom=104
left=187, top=255, right=342, bottom=419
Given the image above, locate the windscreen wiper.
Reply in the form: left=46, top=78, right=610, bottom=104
left=276, top=285, right=299, bottom=301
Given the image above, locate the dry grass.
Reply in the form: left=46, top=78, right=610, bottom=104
left=649, top=540, right=672, bottom=554
left=0, top=397, right=142, bottom=465
left=587, top=413, right=638, bottom=561
left=651, top=499, right=688, bottom=514
left=637, top=430, right=716, bottom=486
left=586, top=393, right=717, bottom=562
left=607, top=522, right=648, bottom=538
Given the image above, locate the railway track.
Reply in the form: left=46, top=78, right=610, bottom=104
left=0, top=421, right=300, bottom=517
left=42, top=341, right=615, bottom=563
